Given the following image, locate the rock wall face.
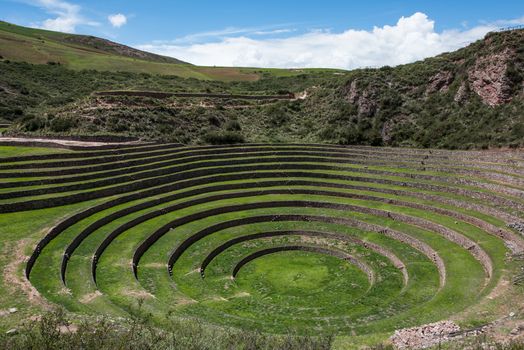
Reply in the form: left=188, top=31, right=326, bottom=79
left=344, top=80, right=378, bottom=117
left=454, top=82, right=468, bottom=103
left=343, top=47, right=519, bottom=112
left=467, top=49, right=515, bottom=106
left=333, top=30, right=524, bottom=147
left=426, top=71, right=454, bottom=95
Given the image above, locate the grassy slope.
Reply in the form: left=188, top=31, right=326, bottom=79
left=0, top=146, right=81, bottom=331
left=0, top=21, right=250, bottom=81
left=0, top=21, right=335, bottom=82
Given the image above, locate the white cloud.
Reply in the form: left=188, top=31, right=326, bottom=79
left=154, top=25, right=297, bottom=45
left=252, top=29, right=296, bottom=36
left=489, top=16, right=524, bottom=27
left=29, top=0, right=98, bottom=33
left=108, top=13, right=127, bottom=28
left=136, top=12, right=518, bottom=69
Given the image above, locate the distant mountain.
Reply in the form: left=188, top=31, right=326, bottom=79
left=0, top=20, right=187, bottom=65
left=53, top=32, right=188, bottom=65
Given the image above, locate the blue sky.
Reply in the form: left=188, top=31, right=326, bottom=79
left=1, top=1, right=524, bottom=68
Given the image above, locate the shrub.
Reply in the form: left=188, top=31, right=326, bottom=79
left=207, top=115, right=222, bottom=127
left=21, top=115, right=45, bottom=132
left=511, top=123, right=524, bottom=139
left=339, top=126, right=362, bottom=145
left=224, top=119, right=242, bottom=131
left=202, top=131, right=245, bottom=144
left=50, top=117, right=76, bottom=132
left=507, top=63, right=523, bottom=93
left=0, top=308, right=333, bottom=350
left=266, top=103, right=289, bottom=127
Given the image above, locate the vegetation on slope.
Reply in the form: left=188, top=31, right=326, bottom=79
left=2, top=308, right=523, bottom=350
left=0, top=23, right=523, bottom=149
left=323, top=29, right=524, bottom=149
left=0, top=59, right=340, bottom=143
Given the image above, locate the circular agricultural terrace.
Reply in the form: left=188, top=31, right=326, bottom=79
left=2, top=143, right=523, bottom=338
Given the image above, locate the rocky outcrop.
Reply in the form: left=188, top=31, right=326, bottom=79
left=467, top=49, right=515, bottom=106
left=509, top=222, right=524, bottom=237
left=344, top=80, right=378, bottom=117
left=390, top=321, right=461, bottom=349
left=454, top=82, right=469, bottom=103
left=426, top=71, right=454, bottom=94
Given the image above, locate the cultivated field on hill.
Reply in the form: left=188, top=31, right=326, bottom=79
left=0, top=21, right=339, bottom=82
left=0, top=143, right=523, bottom=348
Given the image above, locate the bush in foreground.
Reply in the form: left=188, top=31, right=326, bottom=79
left=0, top=308, right=333, bottom=350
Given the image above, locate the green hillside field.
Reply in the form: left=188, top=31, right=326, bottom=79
left=0, top=21, right=341, bottom=82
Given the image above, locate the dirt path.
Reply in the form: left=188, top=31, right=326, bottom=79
left=3, top=239, right=50, bottom=309
left=0, top=137, right=143, bottom=148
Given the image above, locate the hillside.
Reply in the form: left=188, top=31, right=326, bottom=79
left=0, top=25, right=523, bottom=149
left=0, top=21, right=264, bottom=80
left=317, top=28, right=524, bottom=148
left=0, top=21, right=188, bottom=64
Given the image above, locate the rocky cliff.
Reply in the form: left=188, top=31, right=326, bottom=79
left=328, top=28, right=524, bottom=148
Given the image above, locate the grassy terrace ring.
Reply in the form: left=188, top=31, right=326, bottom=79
left=1, top=142, right=524, bottom=347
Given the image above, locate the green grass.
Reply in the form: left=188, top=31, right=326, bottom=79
left=0, top=145, right=73, bottom=157
left=125, top=198, right=485, bottom=332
